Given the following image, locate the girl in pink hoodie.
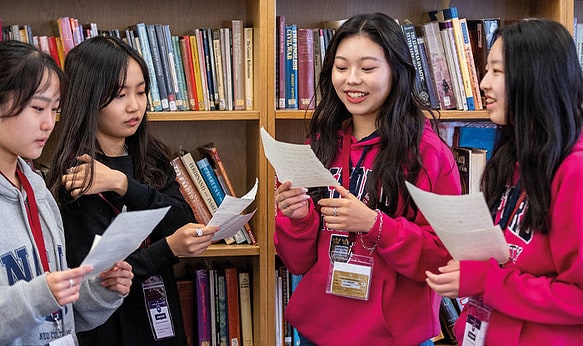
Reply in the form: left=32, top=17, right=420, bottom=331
left=274, top=13, right=461, bottom=345
left=426, top=19, right=583, bottom=345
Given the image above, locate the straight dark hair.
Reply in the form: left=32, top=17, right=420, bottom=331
left=0, top=40, right=64, bottom=118
left=47, top=35, right=171, bottom=204
left=309, top=12, right=437, bottom=216
left=482, top=19, right=583, bottom=234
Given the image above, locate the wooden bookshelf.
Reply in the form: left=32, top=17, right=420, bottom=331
left=0, top=0, right=575, bottom=344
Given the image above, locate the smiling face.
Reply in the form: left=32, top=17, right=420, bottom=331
left=0, top=70, right=60, bottom=167
left=480, top=38, right=506, bottom=125
left=97, top=58, right=147, bottom=153
left=332, top=34, right=393, bottom=123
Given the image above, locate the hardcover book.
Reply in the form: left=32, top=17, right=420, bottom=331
left=195, top=269, right=212, bottom=346
left=296, top=28, right=315, bottom=110
left=238, top=271, right=253, bottom=346
left=225, top=267, right=241, bottom=346
left=170, top=157, right=212, bottom=224
left=422, top=21, right=457, bottom=110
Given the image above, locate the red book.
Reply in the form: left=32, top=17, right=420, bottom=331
left=179, top=35, right=199, bottom=111
left=176, top=280, right=194, bottom=346
left=170, top=157, right=212, bottom=224
left=47, top=36, right=61, bottom=68
left=297, top=28, right=315, bottom=110
left=224, top=267, right=241, bottom=346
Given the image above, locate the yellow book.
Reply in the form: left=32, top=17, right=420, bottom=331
left=191, top=31, right=208, bottom=111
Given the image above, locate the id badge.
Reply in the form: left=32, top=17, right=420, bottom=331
left=48, top=334, right=75, bottom=346
left=143, top=275, right=175, bottom=340
left=326, top=254, right=373, bottom=300
left=462, top=297, right=492, bottom=346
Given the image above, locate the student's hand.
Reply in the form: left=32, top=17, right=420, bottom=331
left=166, top=223, right=218, bottom=257
left=99, top=261, right=133, bottom=296
left=46, top=266, right=93, bottom=306
left=275, top=181, right=310, bottom=219
left=318, top=185, right=378, bottom=233
left=425, top=259, right=461, bottom=298
left=62, top=154, right=128, bottom=197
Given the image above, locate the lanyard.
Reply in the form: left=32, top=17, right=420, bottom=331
left=340, top=124, right=372, bottom=244
left=16, top=167, right=50, bottom=272
left=99, top=192, right=150, bottom=248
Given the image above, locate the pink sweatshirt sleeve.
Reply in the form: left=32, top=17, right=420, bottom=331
left=274, top=200, right=321, bottom=275
left=459, top=158, right=583, bottom=325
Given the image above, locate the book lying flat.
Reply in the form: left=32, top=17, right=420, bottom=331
left=405, top=182, right=509, bottom=264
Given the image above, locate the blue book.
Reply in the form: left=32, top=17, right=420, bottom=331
left=134, top=23, right=162, bottom=111
left=285, top=24, right=298, bottom=109
left=290, top=274, right=302, bottom=346
left=146, top=24, right=170, bottom=110
left=457, top=125, right=498, bottom=160
left=196, top=157, right=225, bottom=205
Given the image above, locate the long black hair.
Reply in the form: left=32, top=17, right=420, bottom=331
left=47, top=35, right=171, bottom=203
left=309, top=12, right=436, bottom=216
left=482, top=19, right=583, bottom=234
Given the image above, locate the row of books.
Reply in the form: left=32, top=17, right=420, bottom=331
left=274, top=8, right=500, bottom=112
left=275, top=16, right=336, bottom=110
left=1, top=17, right=254, bottom=113
left=177, top=265, right=253, bottom=346
left=171, top=143, right=256, bottom=245
left=275, top=265, right=302, bottom=346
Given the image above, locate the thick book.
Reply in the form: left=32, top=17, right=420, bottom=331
left=401, top=22, right=432, bottom=106
left=312, top=28, right=322, bottom=107
left=422, top=21, right=457, bottom=110
left=196, top=156, right=225, bottom=206
left=416, top=36, right=440, bottom=109
left=225, top=19, right=246, bottom=110
left=195, top=268, right=212, bottom=346
left=56, top=17, right=75, bottom=56
left=238, top=271, right=253, bottom=346
left=220, top=27, right=233, bottom=111
left=455, top=123, right=498, bottom=160
left=276, top=16, right=287, bottom=109
left=170, top=157, right=212, bottom=224
left=467, top=18, right=500, bottom=105
left=225, top=267, right=241, bottom=346
left=134, top=23, right=162, bottom=111
left=154, top=24, right=178, bottom=111
left=198, top=143, right=256, bottom=244
left=285, top=24, right=298, bottom=109
left=244, top=27, right=254, bottom=110
left=180, top=152, right=219, bottom=215
left=176, top=280, right=194, bottom=346
left=145, top=23, right=170, bottom=110
left=211, top=28, right=227, bottom=110
left=453, top=146, right=487, bottom=195
left=296, top=28, right=315, bottom=110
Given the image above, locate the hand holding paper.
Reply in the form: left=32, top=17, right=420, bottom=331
left=208, top=178, right=258, bottom=241
left=260, top=127, right=339, bottom=188
left=81, top=206, right=170, bottom=273
left=405, top=182, right=509, bottom=263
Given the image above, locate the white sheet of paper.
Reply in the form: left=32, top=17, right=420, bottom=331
left=80, top=206, right=170, bottom=273
left=260, top=127, right=339, bottom=188
left=405, top=182, right=509, bottom=263
left=208, top=178, right=258, bottom=241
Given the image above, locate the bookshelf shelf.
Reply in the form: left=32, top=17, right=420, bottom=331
left=275, top=109, right=492, bottom=121
left=195, top=244, right=261, bottom=257
left=149, top=111, right=260, bottom=121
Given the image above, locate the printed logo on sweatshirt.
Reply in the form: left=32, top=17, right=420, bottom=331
left=505, top=199, right=532, bottom=244
left=1, top=245, right=64, bottom=285
left=508, top=244, right=524, bottom=264
left=329, top=166, right=372, bottom=201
